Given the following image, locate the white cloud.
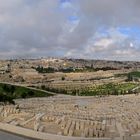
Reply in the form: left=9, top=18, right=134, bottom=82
left=130, top=42, right=134, bottom=48
left=94, top=38, right=114, bottom=48
left=0, top=0, right=139, bottom=60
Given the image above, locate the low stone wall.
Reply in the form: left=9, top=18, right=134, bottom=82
left=113, top=135, right=140, bottom=140
left=0, top=122, right=111, bottom=140
left=130, top=134, right=140, bottom=140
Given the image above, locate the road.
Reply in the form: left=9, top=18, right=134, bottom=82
left=0, top=131, right=31, bottom=140
left=132, top=86, right=140, bottom=91
left=0, top=81, right=56, bottom=95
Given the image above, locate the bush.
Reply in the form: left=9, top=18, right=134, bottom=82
left=21, top=92, right=27, bottom=99
left=61, top=77, right=65, bottom=81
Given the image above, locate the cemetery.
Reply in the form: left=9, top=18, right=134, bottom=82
left=0, top=94, right=140, bottom=140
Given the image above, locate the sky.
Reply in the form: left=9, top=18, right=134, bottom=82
left=0, top=0, right=140, bottom=61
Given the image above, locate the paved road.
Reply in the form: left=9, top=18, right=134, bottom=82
left=0, top=81, right=56, bottom=95
left=0, top=131, right=31, bottom=140
left=132, top=86, right=140, bottom=91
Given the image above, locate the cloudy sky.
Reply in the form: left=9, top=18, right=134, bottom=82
left=0, top=0, right=140, bottom=61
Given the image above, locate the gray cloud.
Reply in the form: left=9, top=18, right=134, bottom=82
left=0, top=0, right=140, bottom=60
